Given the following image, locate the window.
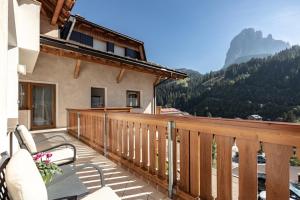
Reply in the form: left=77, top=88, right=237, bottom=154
left=126, top=90, right=140, bottom=108
left=60, top=21, right=72, bottom=39
left=91, top=87, right=105, bottom=108
left=18, top=82, right=29, bottom=110
left=70, top=31, right=93, bottom=47
left=107, top=42, right=114, bottom=53
left=125, top=48, right=140, bottom=59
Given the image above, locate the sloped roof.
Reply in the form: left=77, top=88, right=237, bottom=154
left=40, top=35, right=188, bottom=79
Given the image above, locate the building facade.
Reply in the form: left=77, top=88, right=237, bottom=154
left=17, top=1, right=186, bottom=130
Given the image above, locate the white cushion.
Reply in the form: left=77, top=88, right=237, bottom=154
left=6, top=149, right=48, bottom=200
left=50, top=148, right=75, bottom=165
left=82, top=186, right=120, bottom=200
left=17, top=125, right=37, bottom=153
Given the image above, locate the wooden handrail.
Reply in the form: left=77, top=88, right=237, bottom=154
left=67, top=109, right=300, bottom=200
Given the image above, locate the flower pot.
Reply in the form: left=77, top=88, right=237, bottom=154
left=42, top=174, right=54, bottom=185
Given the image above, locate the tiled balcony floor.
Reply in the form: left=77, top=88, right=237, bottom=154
left=33, top=131, right=168, bottom=200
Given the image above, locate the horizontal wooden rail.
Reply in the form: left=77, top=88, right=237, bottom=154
left=67, top=109, right=300, bottom=200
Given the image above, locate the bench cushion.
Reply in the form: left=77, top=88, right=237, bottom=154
left=17, top=125, right=37, bottom=153
left=82, top=186, right=120, bottom=200
left=6, top=149, right=47, bottom=200
left=50, top=148, right=75, bottom=165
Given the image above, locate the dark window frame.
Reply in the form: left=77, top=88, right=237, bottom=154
left=106, top=42, right=115, bottom=53
left=70, top=31, right=93, bottom=47
left=91, top=87, right=105, bottom=108
left=126, top=90, right=141, bottom=108
left=125, top=48, right=140, bottom=59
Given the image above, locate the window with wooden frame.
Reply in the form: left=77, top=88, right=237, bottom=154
left=126, top=90, right=140, bottom=108
left=91, top=87, right=105, bottom=108
left=106, top=42, right=115, bottom=53
left=125, top=48, right=140, bottom=59
left=18, top=82, right=30, bottom=110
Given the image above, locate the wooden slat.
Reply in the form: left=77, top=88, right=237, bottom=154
left=122, top=121, right=128, bottom=159
left=112, top=119, right=117, bottom=153
left=128, top=122, right=134, bottom=161
left=200, top=133, right=213, bottom=200
left=141, top=124, right=149, bottom=170
left=216, top=135, right=233, bottom=200
left=117, top=120, right=123, bottom=156
left=173, top=129, right=178, bottom=185
left=236, top=139, right=259, bottom=200
left=190, top=131, right=200, bottom=197
left=108, top=119, right=113, bottom=152
left=157, top=126, right=166, bottom=180
left=179, top=129, right=190, bottom=193
left=135, top=123, right=141, bottom=166
left=264, top=143, right=292, bottom=200
left=149, top=125, right=157, bottom=175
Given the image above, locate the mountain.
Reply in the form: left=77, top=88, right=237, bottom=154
left=224, top=28, right=290, bottom=68
left=157, top=46, right=300, bottom=122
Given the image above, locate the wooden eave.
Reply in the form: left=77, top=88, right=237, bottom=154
left=38, top=0, right=75, bottom=26
left=40, top=35, right=187, bottom=79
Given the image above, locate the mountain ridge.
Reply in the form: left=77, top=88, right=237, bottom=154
left=224, top=28, right=290, bottom=68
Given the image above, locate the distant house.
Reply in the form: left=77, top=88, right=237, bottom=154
left=157, top=107, right=190, bottom=116
left=247, top=114, right=263, bottom=120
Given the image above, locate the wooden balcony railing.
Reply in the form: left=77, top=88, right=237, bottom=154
left=67, top=108, right=300, bottom=200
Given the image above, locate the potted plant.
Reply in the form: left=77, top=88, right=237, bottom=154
left=33, top=152, right=62, bottom=185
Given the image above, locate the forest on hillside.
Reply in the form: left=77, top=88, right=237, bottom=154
left=157, top=46, right=300, bottom=122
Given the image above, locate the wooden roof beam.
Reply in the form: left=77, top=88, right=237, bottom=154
left=154, top=76, right=162, bottom=86
left=65, top=0, right=75, bottom=9
left=74, top=59, right=81, bottom=79
left=116, top=68, right=126, bottom=83
left=51, top=0, right=64, bottom=25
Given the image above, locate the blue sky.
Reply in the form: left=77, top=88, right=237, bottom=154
left=73, top=0, right=300, bottom=73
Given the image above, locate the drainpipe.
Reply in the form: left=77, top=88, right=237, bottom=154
left=153, top=77, right=170, bottom=114
left=66, top=16, right=76, bottom=40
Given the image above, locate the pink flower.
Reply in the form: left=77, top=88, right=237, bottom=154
left=46, top=153, right=52, bottom=159
left=33, top=153, right=43, bottom=161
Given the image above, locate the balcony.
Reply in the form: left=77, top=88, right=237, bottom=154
left=35, top=128, right=167, bottom=199
left=66, top=108, right=300, bottom=200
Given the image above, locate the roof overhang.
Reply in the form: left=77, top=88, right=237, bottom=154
left=38, top=0, right=75, bottom=26
left=40, top=35, right=187, bottom=79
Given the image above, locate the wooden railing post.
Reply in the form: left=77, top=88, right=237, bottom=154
left=104, top=112, right=108, bottom=157
left=77, top=112, right=80, bottom=139
left=167, top=121, right=175, bottom=198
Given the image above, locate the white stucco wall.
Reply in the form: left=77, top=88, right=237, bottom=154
left=40, top=15, right=59, bottom=38
left=15, top=0, right=40, bottom=73
left=7, top=47, right=19, bottom=119
left=20, top=53, right=156, bottom=128
left=0, top=0, right=9, bottom=153
left=0, top=0, right=41, bottom=153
